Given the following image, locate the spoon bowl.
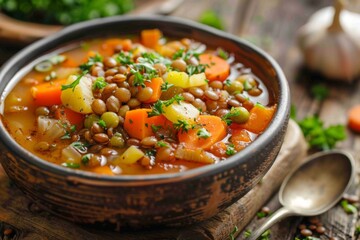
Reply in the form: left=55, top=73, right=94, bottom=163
left=248, top=150, right=355, bottom=240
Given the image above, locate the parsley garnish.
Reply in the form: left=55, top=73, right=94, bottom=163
left=224, top=79, right=231, bottom=86
left=61, top=124, right=76, bottom=140
left=172, top=49, right=185, bottom=60
left=256, top=211, right=269, bottom=219
left=156, top=141, right=169, bottom=147
left=222, top=107, right=241, bottom=125
left=93, top=77, right=107, bottom=90
left=225, top=144, right=236, bottom=156
left=81, top=153, right=93, bottom=165
left=98, top=119, right=107, bottom=128
left=148, top=101, right=165, bottom=117
left=116, top=51, right=133, bottom=65
left=311, top=84, right=329, bottom=101
left=341, top=200, right=357, bottom=214
left=355, top=225, right=360, bottom=235
left=197, top=128, right=211, bottom=139
left=217, top=48, right=229, bottom=60
left=145, top=149, right=156, bottom=157
left=244, top=229, right=251, bottom=238
left=298, top=115, right=346, bottom=150
left=229, top=226, right=239, bottom=240
left=161, top=81, right=174, bottom=91
left=147, top=95, right=184, bottom=117
left=139, top=52, right=171, bottom=65
left=186, top=64, right=208, bottom=76
left=79, top=53, right=103, bottom=72
left=260, top=230, right=271, bottom=240
left=61, top=71, right=87, bottom=91
left=71, top=141, right=88, bottom=153
left=151, top=125, right=163, bottom=132
left=172, top=49, right=201, bottom=61
left=173, top=119, right=191, bottom=133
left=129, top=62, right=158, bottom=88
left=61, top=162, right=80, bottom=169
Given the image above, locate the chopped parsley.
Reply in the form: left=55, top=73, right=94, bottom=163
left=61, top=162, right=80, bottom=169
left=61, top=71, right=87, bottom=91
left=148, top=95, right=184, bottom=117
left=222, top=107, right=241, bottom=125
left=224, top=79, right=231, bottom=86
left=139, top=52, right=171, bottom=66
left=98, top=119, right=107, bottom=128
left=71, top=141, right=88, bottom=153
left=341, top=200, right=357, bottom=214
left=186, top=64, right=208, bottom=76
left=197, top=128, right=211, bottom=139
left=229, top=226, right=239, bottom=240
left=217, top=48, right=229, bottom=60
left=61, top=124, right=76, bottom=140
left=116, top=51, right=133, bottom=65
left=129, top=62, right=158, bottom=88
left=81, top=153, right=93, bottom=165
left=298, top=115, right=346, bottom=150
left=256, top=211, right=267, bottom=218
left=260, top=229, right=271, bottom=240
left=79, top=53, right=103, bottom=72
left=163, top=95, right=184, bottom=106
left=161, top=81, right=174, bottom=91
left=244, top=229, right=251, bottom=238
left=225, top=144, right=236, bottom=156
left=151, top=125, right=163, bottom=132
left=172, top=49, right=201, bottom=61
left=93, top=77, right=107, bottom=90
left=156, top=141, right=169, bottom=147
left=173, top=119, right=191, bottom=133
left=311, top=84, right=329, bottom=101
left=145, top=149, right=156, bottom=157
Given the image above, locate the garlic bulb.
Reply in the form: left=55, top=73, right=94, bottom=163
left=298, top=0, right=360, bottom=82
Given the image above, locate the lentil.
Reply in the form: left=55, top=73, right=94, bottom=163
left=91, top=99, right=107, bottom=115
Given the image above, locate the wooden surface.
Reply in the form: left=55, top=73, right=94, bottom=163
left=1, top=0, right=360, bottom=239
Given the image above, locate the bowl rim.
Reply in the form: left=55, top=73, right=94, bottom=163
left=0, top=15, right=290, bottom=184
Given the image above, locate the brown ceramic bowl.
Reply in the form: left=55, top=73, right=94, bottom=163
left=0, top=16, right=289, bottom=227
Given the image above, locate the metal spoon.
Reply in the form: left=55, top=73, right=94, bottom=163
left=248, top=150, right=355, bottom=240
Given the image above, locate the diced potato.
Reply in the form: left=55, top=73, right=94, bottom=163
left=189, top=73, right=207, bottom=87
left=61, top=75, right=94, bottom=114
left=113, top=146, right=144, bottom=164
left=166, top=71, right=189, bottom=88
left=163, top=101, right=200, bottom=123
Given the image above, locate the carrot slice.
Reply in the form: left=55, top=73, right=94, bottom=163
left=230, top=128, right=251, bottom=151
left=101, top=38, right=132, bottom=56
left=31, top=79, right=67, bottom=106
left=178, top=115, right=227, bottom=150
left=124, top=109, right=172, bottom=139
left=141, top=29, right=162, bottom=48
left=55, top=107, right=85, bottom=129
left=233, top=104, right=276, bottom=134
left=140, top=77, right=164, bottom=103
left=199, top=53, right=230, bottom=81
left=348, top=105, right=360, bottom=132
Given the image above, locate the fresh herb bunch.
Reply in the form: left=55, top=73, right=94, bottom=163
left=0, top=0, right=134, bottom=25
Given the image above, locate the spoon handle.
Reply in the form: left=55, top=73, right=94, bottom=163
left=245, top=207, right=294, bottom=240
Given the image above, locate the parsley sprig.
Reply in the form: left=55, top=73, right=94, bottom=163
left=172, top=49, right=201, bottom=61
left=116, top=51, right=133, bottom=65
left=186, top=64, right=208, bottom=76
left=79, top=53, right=103, bottom=72
left=61, top=71, right=87, bottom=91
left=197, top=128, right=211, bottom=139
left=222, top=107, right=241, bottom=125
left=93, top=77, right=107, bottom=90
left=147, top=95, right=184, bottom=117
left=173, top=120, right=191, bottom=133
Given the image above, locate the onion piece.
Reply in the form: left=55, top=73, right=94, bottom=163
left=175, top=147, right=215, bottom=164
left=37, top=116, right=66, bottom=141
left=61, top=145, right=81, bottom=163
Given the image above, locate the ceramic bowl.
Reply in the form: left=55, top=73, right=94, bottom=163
left=0, top=16, right=289, bottom=227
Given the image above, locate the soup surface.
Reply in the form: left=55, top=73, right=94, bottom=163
left=2, top=29, right=275, bottom=175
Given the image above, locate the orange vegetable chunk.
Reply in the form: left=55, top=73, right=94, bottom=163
left=141, top=29, right=162, bottom=48
left=199, top=53, right=230, bottom=81
left=348, top=105, right=360, bottom=133
left=178, top=115, right=227, bottom=150
left=55, top=107, right=85, bottom=129
left=141, top=77, right=164, bottom=103
left=230, top=128, right=251, bottom=151
left=101, top=38, right=132, bottom=56
left=31, top=79, right=67, bottom=106
left=235, top=104, right=276, bottom=134
left=124, top=109, right=171, bottom=139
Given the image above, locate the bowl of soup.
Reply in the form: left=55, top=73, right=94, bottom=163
left=0, top=16, right=289, bottom=227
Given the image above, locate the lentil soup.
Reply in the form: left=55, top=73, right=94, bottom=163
left=2, top=29, right=276, bottom=175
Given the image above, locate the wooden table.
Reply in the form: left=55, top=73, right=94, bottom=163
left=1, top=0, right=360, bottom=239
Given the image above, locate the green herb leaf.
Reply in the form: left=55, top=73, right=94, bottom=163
left=222, top=107, right=241, bottom=125
left=61, top=71, right=87, bottom=91
left=162, top=95, right=184, bottom=106
left=151, top=125, right=163, bottom=132
left=98, top=119, right=107, bottom=128
left=161, top=81, right=174, bottom=91
left=145, top=149, right=156, bottom=157
left=173, top=120, right=191, bottom=133
left=311, top=84, right=329, bottom=101
left=197, top=128, right=211, bottom=139
left=217, top=48, right=229, bottom=60
left=148, top=101, right=165, bottom=117
left=71, top=141, right=88, bottom=153
left=199, top=10, right=224, bottom=30
left=260, top=229, right=271, bottom=240
left=341, top=200, right=357, bottom=214
left=116, top=51, right=133, bottom=65
left=229, top=226, right=238, bottom=240
left=81, top=153, right=93, bottom=165
left=79, top=53, right=103, bottom=72
left=224, top=79, right=231, bottom=86
left=61, top=162, right=80, bottom=169
left=172, top=49, right=185, bottom=60
left=186, top=64, right=208, bottom=76
left=290, top=104, right=297, bottom=120
left=244, top=229, right=252, bottom=238
left=256, top=212, right=267, bottom=219
left=225, top=144, right=236, bottom=156
left=156, top=141, right=169, bottom=147
left=93, top=77, right=107, bottom=90
left=298, top=116, right=346, bottom=150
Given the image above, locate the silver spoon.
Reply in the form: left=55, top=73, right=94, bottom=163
left=248, top=150, right=355, bottom=240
